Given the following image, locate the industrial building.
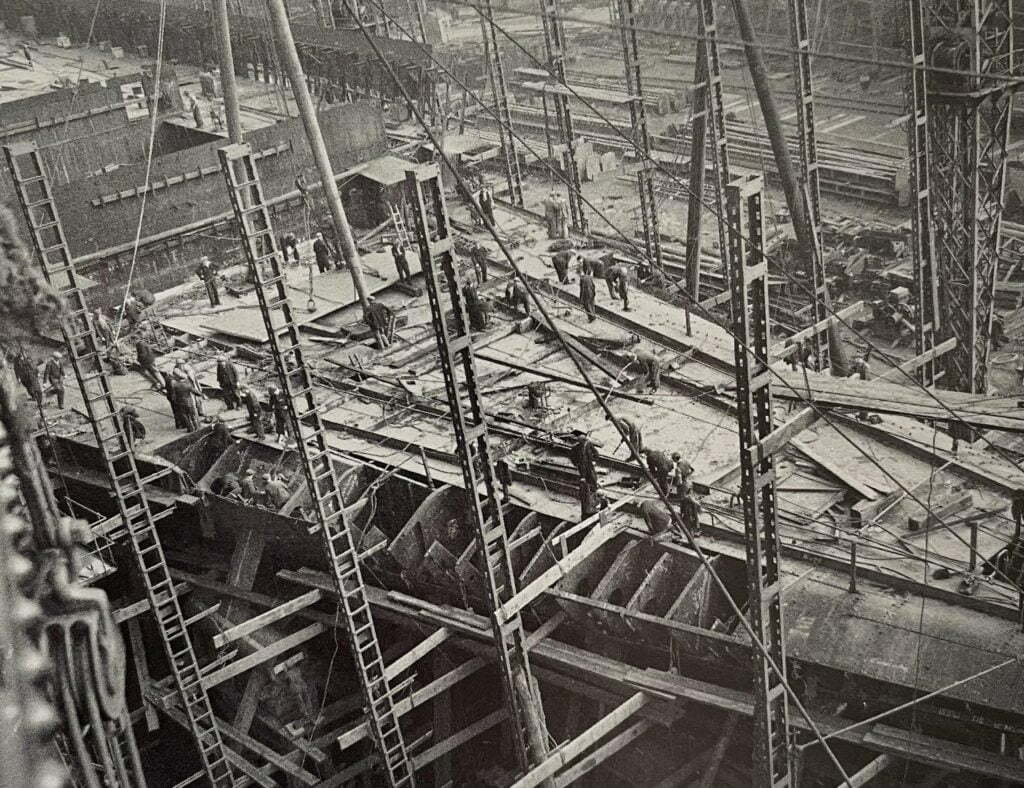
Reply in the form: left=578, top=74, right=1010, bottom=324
left=2, top=0, right=1024, bottom=786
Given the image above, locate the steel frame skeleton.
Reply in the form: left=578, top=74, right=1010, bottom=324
left=925, top=0, right=1013, bottom=397
left=218, top=143, right=414, bottom=788
left=727, top=174, right=792, bottom=788
left=616, top=0, right=662, bottom=268
left=907, top=0, right=940, bottom=386
left=4, top=142, right=236, bottom=788
left=478, top=0, right=524, bottom=206
left=538, top=0, right=588, bottom=234
left=404, top=163, right=550, bottom=773
left=786, top=0, right=830, bottom=370
left=686, top=0, right=733, bottom=300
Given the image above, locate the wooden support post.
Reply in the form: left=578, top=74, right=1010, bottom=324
left=553, top=718, right=653, bottom=788
left=385, top=627, right=451, bottom=681
left=200, top=623, right=326, bottom=690
left=432, top=652, right=454, bottom=788
left=127, top=618, right=160, bottom=732
left=216, top=717, right=320, bottom=785
left=233, top=672, right=267, bottom=734
left=837, top=753, right=893, bottom=788
left=510, top=693, right=648, bottom=788
left=969, top=520, right=978, bottom=571
left=213, top=590, right=322, bottom=649
left=848, top=541, right=858, bottom=594
left=223, top=528, right=266, bottom=621
left=697, top=714, right=739, bottom=788
left=412, top=709, right=508, bottom=772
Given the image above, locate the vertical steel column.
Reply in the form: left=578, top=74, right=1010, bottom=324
left=907, top=0, right=939, bottom=386
left=727, top=174, right=792, bottom=788
left=405, top=163, right=551, bottom=775
left=219, top=143, right=414, bottom=788
left=617, top=0, right=662, bottom=268
left=686, top=0, right=733, bottom=298
left=538, top=0, right=588, bottom=234
left=478, top=0, right=523, bottom=206
left=786, top=0, right=830, bottom=370
left=5, top=142, right=236, bottom=788
left=927, top=0, right=1013, bottom=396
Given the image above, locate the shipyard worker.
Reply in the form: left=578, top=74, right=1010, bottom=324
left=216, top=354, right=239, bottom=410
left=578, top=478, right=601, bottom=521
left=106, top=343, right=127, bottom=376
left=44, top=351, right=65, bottom=409
left=209, top=103, right=224, bottom=131
left=553, top=195, right=569, bottom=239
left=215, top=472, right=241, bottom=500
left=542, top=191, right=560, bottom=239
left=161, top=368, right=183, bottom=428
left=280, top=231, right=300, bottom=264
left=171, top=371, right=200, bottom=432
left=849, top=349, right=872, bottom=381
left=978, top=489, right=1024, bottom=588
left=495, top=458, right=512, bottom=504
left=240, top=469, right=258, bottom=502
left=210, top=414, right=234, bottom=454
left=365, top=296, right=394, bottom=350
left=629, top=348, right=661, bottom=392
left=191, top=97, right=205, bottom=128
left=123, top=295, right=144, bottom=333
left=195, top=256, right=221, bottom=308
left=679, top=490, right=701, bottom=536
left=262, top=473, right=290, bottom=510
left=579, top=268, right=597, bottom=322
left=121, top=406, right=146, bottom=449
left=470, top=243, right=490, bottom=284
left=642, top=447, right=674, bottom=495
left=13, top=351, right=42, bottom=410
left=313, top=232, right=333, bottom=274
left=569, top=430, right=599, bottom=489
left=640, top=499, right=672, bottom=538
left=177, top=361, right=207, bottom=418
left=605, top=263, right=631, bottom=311
left=268, top=385, right=290, bottom=442
left=478, top=183, right=496, bottom=226
left=671, top=452, right=695, bottom=498
left=551, top=249, right=573, bottom=285
left=135, top=339, right=162, bottom=390
left=507, top=278, right=531, bottom=317
left=239, top=385, right=265, bottom=439
left=391, top=241, right=412, bottom=282
left=463, top=283, right=489, bottom=331
left=94, top=308, right=115, bottom=347
left=607, top=412, right=643, bottom=456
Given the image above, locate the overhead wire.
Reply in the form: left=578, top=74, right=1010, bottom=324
left=361, top=0, right=1024, bottom=595
left=347, top=10, right=855, bottom=784
left=112, top=0, right=168, bottom=343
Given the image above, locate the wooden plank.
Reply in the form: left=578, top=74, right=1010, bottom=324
left=216, top=718, right=319, bottom=785
left=906, top=494, right=973, bottom=533
left=792, top=437, right=878, bottom=500
left=385, top=627, right=451, bottom=681
left=650, top=750, right=713, bottom=788
left=553, top=719, right=653, bottom=788
left=838, top=754, right=894, bottom=788
left=511, top=693, right=649, bottom=788
left=201, top=623, right=326, bottom=690
left=876, top=338, right=957, bottom=382
left=213, top=590, right=323, bottom=649
left=411, top=709, right=508, bottom=772
left=696, top=713, right=739, bottom=788
left=336, top=657, right=488, bottom=750
left=771, top=301, right=866, bottom=358
left=862, top=725, right=1024, bottom=783
left=755, top=405, right=819, bottom=461
left=127, top=618, right=160, bottom=732
left=475, top=351, right=653, bottom=404
left=496, top=498, right=632, bottom=623
left=232, top=672, right=266, bottom=734
left=113, top=583, right=190, bottom=622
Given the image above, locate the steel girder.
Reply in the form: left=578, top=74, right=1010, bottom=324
left=925, top=0, right=1013, bottom=396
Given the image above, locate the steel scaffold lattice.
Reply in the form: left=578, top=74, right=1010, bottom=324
left=4, top=141, right=237, bottom=788
left=479, top=0, right=524, bottom=206
left=538, top=0, right=588, bottom=234
left=786, top=0, right=830, bottom=370
left=616, top=0, right=662, bottom=268
left=404, top=162, right=549, bottom=774
left=727, top=173, right=792, bottom=788
left=926, top=0, right=1013, bottom=398
left=218, top=142, right=414, bottom=788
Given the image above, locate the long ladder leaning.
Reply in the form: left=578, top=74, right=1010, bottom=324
left=218, top=143, right=414, bottom=788
left=388, top=201, right=412, bottom=248
left=478, top=0, right=524, bottom=207
left=726, top=173, right=792, bottom=788
left=3, top=143, right=236, bottom=788
left=405, top=163, right=549, bottom=772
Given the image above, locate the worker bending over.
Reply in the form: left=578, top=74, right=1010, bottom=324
left=507, top=279, right=531, bottom=317
left=642, top=447, right=674, bottom=495
left=608, top=412, right=643, bottom=456
left=629, top=348, right=661, bottom=392
left=605, top=263, right=631, bottom=311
